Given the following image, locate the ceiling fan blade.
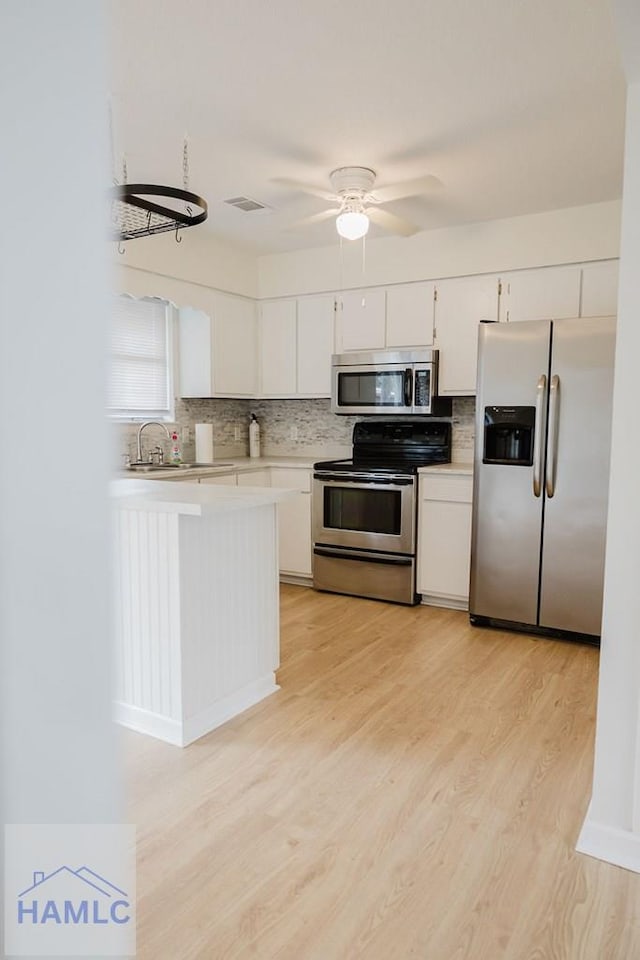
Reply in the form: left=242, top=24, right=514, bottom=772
left=286, top=208, right=339, bottom=230
left=370, top=175, right=442, bottom=204
left=366, top=206, right=420, bottom=237
left=272, top=177, right=336, bottom=202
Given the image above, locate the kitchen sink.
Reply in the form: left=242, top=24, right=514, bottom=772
left=127, top=462, right=234, bottom=472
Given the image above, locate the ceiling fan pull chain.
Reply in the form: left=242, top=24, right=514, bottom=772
left=362, top=234, right=366, bottom=276
left=121, top=155, right=128, bottom=185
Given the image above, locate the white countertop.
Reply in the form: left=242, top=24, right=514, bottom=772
left=418, top=461, right=474, bottom=476
left=117, top=455, right=317, bottom=481
left=110, top=477, right=296, bottom=515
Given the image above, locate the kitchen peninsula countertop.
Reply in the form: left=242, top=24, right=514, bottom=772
left=111, top=476, right=296, bottom=513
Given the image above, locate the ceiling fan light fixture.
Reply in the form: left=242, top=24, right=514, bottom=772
left=336, top=209, right=370, bottom=241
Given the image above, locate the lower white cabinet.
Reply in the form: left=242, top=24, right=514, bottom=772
left=198, top=467, right=312, bottom=578
left=270, top=468, right=312, bottom=579
left=199, top=474, right=238, bottom=485
left=417, top=472, right=473, bottom=609
left=237, top=469, right=271, bottom=486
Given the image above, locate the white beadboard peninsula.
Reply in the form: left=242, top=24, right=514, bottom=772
left=110, top=478, right=295, bottom=747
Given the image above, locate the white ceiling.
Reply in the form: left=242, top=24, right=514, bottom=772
left=108, top=0, right=627, bottom=255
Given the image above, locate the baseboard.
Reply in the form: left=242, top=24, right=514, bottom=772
left=114, top=674, right=280, bottom=748
left=182, top=673, right=280, bottom=746
left=577, top=811, right=640, bottom=874
left=279, top=574, right=313, bottom=587
left=113, top=701, right=184, bottom=746
left=420, top=594, right=469, bottom=612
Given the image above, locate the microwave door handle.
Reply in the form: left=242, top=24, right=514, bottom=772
left=404, top=368, right=413, bottom=407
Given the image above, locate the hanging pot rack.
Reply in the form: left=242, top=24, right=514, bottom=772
left=110, top=183, right=208, bottom=242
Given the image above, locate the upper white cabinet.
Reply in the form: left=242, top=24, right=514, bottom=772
left=258, top=294, right=335, bottom=398
left=213, top=295, right=258, bottom=396
left=434, top=274, right=501, bottom=396
left=385, top=282, right=435, bottom=347
left=179, top=294, right=258, bottom=398
left=335, top=283, right=435, bottom=352
left=336, top=288, right=387, bottom=351
left=297, top=295, right=335, bottom=396
left=500, top=265, right=581, bottom=322
left=580, top=260, right=619, bottom=317
left=259, top=299, right=297, bottom=396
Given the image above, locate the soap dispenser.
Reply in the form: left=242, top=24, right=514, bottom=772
left=249, top=414, right=261, bottom=459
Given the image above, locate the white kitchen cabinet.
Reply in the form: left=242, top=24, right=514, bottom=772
left=213, top=294, right=258, bottom=396
left=270, top=468, right=312, bottom=579
left=179, top=294, right=258, bottom=398
left=199, top=474, right=238, bottom=485
left=257, top=295, right=334, bottom=398
left=336, top=288, right=386, bottom=351
left=385, top=282, right=435, bottom=347
left=434, top=274, right=501, bottom=395
left=500, top=265, right=581, bottom=322
left=297, top=295, right=335, bottom=396
left=237, top=469, right=271, bottom=487
left=259, top=299, right=297, bottom=395
left=417, top=472, right=473, bottom=609
left=580, top=260, right=619, bottom=317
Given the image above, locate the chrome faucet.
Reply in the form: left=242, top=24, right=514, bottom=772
left=136, top=421, right=171, bottom=463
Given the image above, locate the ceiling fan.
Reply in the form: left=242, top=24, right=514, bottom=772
left=275, top=166, right=441, bottom=240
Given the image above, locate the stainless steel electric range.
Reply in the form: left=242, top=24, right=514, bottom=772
left=312, top=420, right=451, bottom=604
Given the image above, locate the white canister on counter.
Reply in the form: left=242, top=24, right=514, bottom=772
left=249, top=413, right=261, bottom=458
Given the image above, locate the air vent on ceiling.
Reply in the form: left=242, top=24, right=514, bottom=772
left=224, top=196, right=271, bottom=213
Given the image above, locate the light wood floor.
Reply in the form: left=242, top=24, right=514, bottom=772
left=125, top=585, right=640, bottom=959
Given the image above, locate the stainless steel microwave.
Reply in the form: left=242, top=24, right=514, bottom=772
left=331, top=349, right=440, bottom=415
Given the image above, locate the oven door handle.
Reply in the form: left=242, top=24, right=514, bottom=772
left=313, top=474, right=415, bottom=486
left=314, top=547, right=413, bottom=566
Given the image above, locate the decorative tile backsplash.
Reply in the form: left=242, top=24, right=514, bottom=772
left=115, top=396, right=476, bottom=465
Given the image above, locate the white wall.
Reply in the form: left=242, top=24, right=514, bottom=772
left=258, top=200, right=621, bottom=298
left=0, top=0, right=120, bottom=828
left=114, top=263, right=252, bottom=315
left=577, top=5, right=640, bottom=872
left=115, top=226, right=259, bottom=299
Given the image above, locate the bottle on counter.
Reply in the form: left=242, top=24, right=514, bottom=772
left=249, top=413, right=261, bottom=459
left=170, top=430, right=182, bottom=464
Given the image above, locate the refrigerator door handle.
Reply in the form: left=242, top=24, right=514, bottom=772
left=546, top=374, right=560, bottom=498
left=533, top=374, right=547, bottom=497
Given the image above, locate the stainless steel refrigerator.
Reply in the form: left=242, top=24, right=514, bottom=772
left=469, top=316, right=616, bottom=643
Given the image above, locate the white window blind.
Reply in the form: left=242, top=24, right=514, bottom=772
left=108, top=296, right=173, bottom=419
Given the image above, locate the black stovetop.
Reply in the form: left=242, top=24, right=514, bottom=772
left=314, top=420, right=451, bottom=476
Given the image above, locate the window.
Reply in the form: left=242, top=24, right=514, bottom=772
left=108, top=295, right=174, bottom=420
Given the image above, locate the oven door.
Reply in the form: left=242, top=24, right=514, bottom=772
left=331, top=363, right=413, bottom=415
left=312, top=472, right=416, bottom=554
